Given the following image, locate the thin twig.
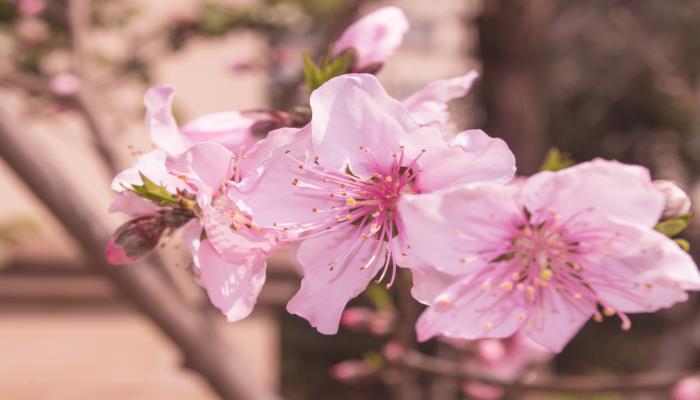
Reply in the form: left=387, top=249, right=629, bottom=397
left=398, top=349, right=696, bottom=394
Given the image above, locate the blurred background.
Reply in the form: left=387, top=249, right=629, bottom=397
left=1, top=0, right=700, bottom=399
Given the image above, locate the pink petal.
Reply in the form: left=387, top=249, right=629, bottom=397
left=407, top=265, right=459, bottom=305
left=403, top=71, right=479, bottom=127
left=105, top=236, right=141, bottom=265
left=587, top=218, right=700, bottom=313
left=197, top=239, right=266, bottom=322
left=309, top=74, right=417, bottom=177
left=182, top=220, right=203, bottom=264
left=333, top=6, right=409, bottom=70
left=232, top=129, right=337, bottom=229
left=180, top=111, right=257, bottom=153
left=144, top=85, right=189, bottom=155
left=396, top=185, right=520, bottom=275
left=286, top=228, right=386, bottom=334
left=201, top=198, right=278, bottom=258
left=166, top=142, right=233, bottom=198
left=111, top=150, right=185, bottom=193
left=108, top=191, right=158, bottom=217
left=521, top=159, right=664, bottom=228
left=414, top=129, right=516, bottom=192
left=236, top=126, right=302, bottom=183
left=521, top=287, right=595, bottom=352
left=416, top=274, right=528, bottom=342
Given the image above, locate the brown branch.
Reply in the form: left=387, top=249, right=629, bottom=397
left=0, top=95, right=282, bottom=400
left=399, top=349, right=695, bottom=395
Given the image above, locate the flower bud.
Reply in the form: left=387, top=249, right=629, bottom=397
left=330, top=360, right=376, bottom=383
left=105, top=216, right=166, bottom=265
left=673, top=376, right=700, bottom=400
left=654, top=180, right=691, bottom=219
left=332, top=6, right=409, bottom=72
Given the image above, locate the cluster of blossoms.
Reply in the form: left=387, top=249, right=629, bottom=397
left=106, top=6, right=700, bottom=354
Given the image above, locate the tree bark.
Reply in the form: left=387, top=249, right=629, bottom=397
left=478, top=0, right=554, bottom=175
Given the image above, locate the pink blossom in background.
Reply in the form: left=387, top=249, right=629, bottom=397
left=467, top=333, right=552, bottom=381
left=49, top=73, right=80, bottom=96
left=17, top=0, right=45, bottom=16
left=399, top=159, right=700, bottom=352
left=234, top=73, right=515, bottom=334
left=333, top=6, right=409, bottom=71
left=403, top=70, right=479, bottom=128
left=673, top=376, right=700, bottom=400
left=654, top=179, right=692, bottom=219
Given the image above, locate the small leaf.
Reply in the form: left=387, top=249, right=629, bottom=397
left=302, top=49, right=352, bottom=93
left=675, top=238, right=690, bottom=252
left=654, top=213, right=693, bottom=237
left=128, top=173, right=179, bottom=206
left=302, top=52, right=322, bottom=93
left=539, top=147, right=575, bottom=172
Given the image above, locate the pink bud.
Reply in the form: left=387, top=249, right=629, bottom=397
left=654, top=180, right=691, bottom=219
left=105, top=216, right=166, bottom=265
left=673, top=376, right=700, bottom=400
left=17, top=0, right=46, bottom=17
left=330, top=360, right=375, bottom=382
left=382, top=341, right=405, bottom=361
left=50, top=73, right=81, bottom=96
left=477, top=339, right=506, bottom=364
left=340, top=307, right=373, bottom=329
left=333, top=6, right=409, bottom=72
left=462, top=382, right=504, bottom=400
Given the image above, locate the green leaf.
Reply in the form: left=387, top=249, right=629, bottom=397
left=128, top=173, right=179, bottom=206
left=654, top=213, right=693, bottom=237
left=539, top=147, right=575, bottom=172
left=675, top=238, right=690, bottom=252
left=302, top=49, right=352, bottom=93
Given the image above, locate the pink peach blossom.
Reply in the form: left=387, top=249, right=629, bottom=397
left=234, top=73, right=515, bottom=334
left=333, top=7, right=409, bottom=71
left=399, top=159, right=700, bottom=352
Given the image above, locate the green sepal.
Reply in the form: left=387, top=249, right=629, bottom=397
left=302, top=48, right=353, bottom=93
left=654, top=213, right=693, bottom=237
left=675, top=238, right=690, bottom=252
left=127, top=172, right=180, bottom=207
left=539, top=147, right=575, bottom=172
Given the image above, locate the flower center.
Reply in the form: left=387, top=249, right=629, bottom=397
left=283, top=145, right=425, bottom=287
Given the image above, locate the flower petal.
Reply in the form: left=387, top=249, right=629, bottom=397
left=586, top=219, right=700, bottom=313
left=198, top=239, right=266, bottom=322
left=180, top=111, right=256, bottom=153
left=403, top=71, right=479, bottom=127
left=521, top=288, right=595, bottom=353
left=287, top=228, right=386, bottom=334
left=309, top=74, right=417, bottom=177
left=396, top=185, right=520, bottom=275
left=416, top=274, right=527, bottom=342
left=333, top=6, right=409, bottom=70
left=166, top=142, right=234, bottom=198
left=108, top=191, right=158, bottom=217
left=414, top=129, right=516, bottom=192
left=521, top=159, right=664, bottom=228
left=144, top=85, right=189, bottom=155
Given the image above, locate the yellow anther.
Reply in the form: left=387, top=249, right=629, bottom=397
left=480, top=281, right=491, bottom=291
left=593, top=312, right=603, bottom=323
left=385, top=176, right=393, bottom=183
left=603, top=306, right=615, bottom=317
left=525, top=286, right=536, bottom=301
left=500, top=281, right=514, bottom=292
left=312, top=208, right=318, bottom=213
left=292, top=178, right=299, bottom=185
left=539, top=268, right=554, bottom=281
left=483, top=322, right=493, bottom=331
left=345, top=214, right=353, bottom=221
left=346, top=198, right=357, bottom=207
